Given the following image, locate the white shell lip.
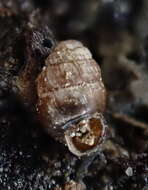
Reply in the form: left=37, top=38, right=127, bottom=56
left=65, top=133, right=101, bottom=157
left=64, top=113, right=107, bottom=157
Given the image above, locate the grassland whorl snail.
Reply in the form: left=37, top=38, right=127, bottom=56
left=36, top=40, right=107, bottom=156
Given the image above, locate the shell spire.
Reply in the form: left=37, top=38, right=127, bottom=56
left=36, top=40, right=107, bottom=156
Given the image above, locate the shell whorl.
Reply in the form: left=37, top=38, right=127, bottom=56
left=36, top=40, right=106, bottom=141
left=46, top=40, right=92, bottom=65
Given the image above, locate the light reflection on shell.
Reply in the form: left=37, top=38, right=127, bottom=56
left=36, top=40, right=107, bottom=156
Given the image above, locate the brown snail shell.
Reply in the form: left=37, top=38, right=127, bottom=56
left=36, top=40, right=107, bottom=156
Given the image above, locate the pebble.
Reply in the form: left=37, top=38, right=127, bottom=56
left=125, top=167, right=133, bottom=177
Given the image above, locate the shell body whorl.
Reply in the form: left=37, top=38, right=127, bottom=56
left=36, top=40, right=106, bottom=156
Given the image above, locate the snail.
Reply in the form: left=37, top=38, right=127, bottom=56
left=36, top=40, right=107, bottom=156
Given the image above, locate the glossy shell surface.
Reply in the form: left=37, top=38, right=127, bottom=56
left=36, top=40, right=106, bottom=155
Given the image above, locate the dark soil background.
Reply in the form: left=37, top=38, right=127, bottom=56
left=0, top=0, right=147, bottom=189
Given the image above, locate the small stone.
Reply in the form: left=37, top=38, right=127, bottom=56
left=125, top=167, right=133, bottom=176
left=75, top=132, right=82, bottom=137
left=54, top=162, right=61, bottom=168
left=70, top=132, right=76, bottom=137
left=19, top=151, right=23, bottom=156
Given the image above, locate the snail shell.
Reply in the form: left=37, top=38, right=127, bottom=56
left=36, top=40, right=107, bottom=156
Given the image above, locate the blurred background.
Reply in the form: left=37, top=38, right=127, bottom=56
left=0, top=0, right=148, bottom=190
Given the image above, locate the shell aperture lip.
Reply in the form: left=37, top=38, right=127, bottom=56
left=65, top=113, right=107, bottom=156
